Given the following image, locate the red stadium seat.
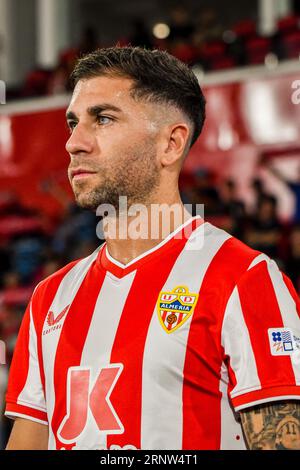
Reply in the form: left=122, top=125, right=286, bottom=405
left=199, top=41, right=234, bottom=70
left=201, top=41, right=226, bottom=60
left=0, top=216, right=43, bottom=238
left=171, top=43, right=198, bottom=63
left=281, top=31, right=300, bottom=58
left=245, top=36, right=272, bottom=64
left=0, top=286, right=33, bottom=307
left=232, top=20, right=256, bottom=39
left=22, top=69, right=52, bottom=97
left=209, top=56, right=236, bottom=71
left=277, top=15, right=299, bottom=33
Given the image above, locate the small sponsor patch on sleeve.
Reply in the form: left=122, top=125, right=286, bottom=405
left=268, top=328, right=295, bottom=356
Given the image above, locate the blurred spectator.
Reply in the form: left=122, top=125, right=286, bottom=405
left=51, top=203, right=100, bottom=261
left=193, top=7, right=224, bottom=45
left=285, top=224, right=300, bottom=292
left=33, top=256, right=64, bottom=285
left=168, top=5, right=195, bottom=44
left=10, top=234, right=46, bottom=284
left=47, top=62, right=70, bottom=95
left=252, top=177, right=269, bottom=208
left=48, top=27, right=98, bottom=96
left=185, top=168, right=224, bottom=217
left=129, top=19, right=153, bottom=49
left=264, top=162, right=300, bottom=224
left=221, top=179, right=245, bottom=216
left=47, top=48, right=78, bottom=95
left=220, top=179, right=246, bottom=237
left=0, top=271, right=33, bottom=308
left=39, top=258, right=63, bottom=279
left=167, top=6, right=197, bottom=64
left=79, top=26, right=98, bottom=55
left=294, top=0, right=300, bottom=14
left=245, top=195, right=281, bottom=260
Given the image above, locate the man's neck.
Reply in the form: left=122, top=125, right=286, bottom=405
left=103, top=201, right=193, bottom=266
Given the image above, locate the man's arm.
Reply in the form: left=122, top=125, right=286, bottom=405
left=240, top=401, right=300, bottom=450
left=6, top=418, right=49, bottom=450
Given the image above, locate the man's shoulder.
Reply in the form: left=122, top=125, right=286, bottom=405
left=37, top=259, right=82, bottom=292
left=205, top=222, right=260, bottom=261
left=203, top=222, right=265, bottom=279
left=33, top=247, right=101, bottom=300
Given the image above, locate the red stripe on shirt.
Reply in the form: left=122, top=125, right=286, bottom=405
left=177, top=313, right=184, bottom=324
left=232, top=385, right=300, bottom=409
left=237, top=261, right=297, bottom=390
left=5, top=303, right=31, bottom=407
left=51, top=260, right=106, bottom=450
left=226, top=350, right=238, bottom=399
left=161, top=311, right=167, bottom=323
left=282, top=273, right=300, bottom=315
left=182, top=237, right=258, bottom=449
left=5, top=402, right=48, bottom=423
left=33, top=261, right=80, bottom=402
left=107, top=234, right=193, bottom=450
left=5, top=260, right=81, bottom=424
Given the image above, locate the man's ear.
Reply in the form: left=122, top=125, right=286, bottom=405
left=160, top=123, right=190, bottom=167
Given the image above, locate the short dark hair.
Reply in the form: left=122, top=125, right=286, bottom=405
left=70, top=46, right=206, bottom=147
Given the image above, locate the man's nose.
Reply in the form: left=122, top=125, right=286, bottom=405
left=66, top=123, right=94, bottom=156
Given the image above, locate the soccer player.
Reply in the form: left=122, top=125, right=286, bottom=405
left=5, top=47, right=300, bottom=450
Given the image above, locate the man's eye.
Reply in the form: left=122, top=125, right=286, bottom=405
left=97, top=115, right=113, bottom=125
left=68, top=121, right=77, bottom=131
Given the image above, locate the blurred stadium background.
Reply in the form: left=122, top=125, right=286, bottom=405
left=0, top=0, right=300, bottom=448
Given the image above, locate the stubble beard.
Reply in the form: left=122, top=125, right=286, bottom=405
left=72, top=139, right=161, bottom=213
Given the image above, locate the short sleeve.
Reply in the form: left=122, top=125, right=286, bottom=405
left=5, top=298, right=48, bottom=425
left=221, top=256, right=300, bottom=412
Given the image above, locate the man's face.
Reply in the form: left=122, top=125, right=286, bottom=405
left=66, top=75, right=161, bottom=211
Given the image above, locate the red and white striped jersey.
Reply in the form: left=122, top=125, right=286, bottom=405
left=5, top=217, right=300, bottom=450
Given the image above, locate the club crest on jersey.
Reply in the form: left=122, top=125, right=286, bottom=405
left=157, top=286, right=198, bottom=334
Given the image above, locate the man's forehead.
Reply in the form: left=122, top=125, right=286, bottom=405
left=66, top=74, right=183, bottom=127
left=68, top=75, right=134, bottom=110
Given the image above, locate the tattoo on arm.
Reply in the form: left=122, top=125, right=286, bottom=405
left=240, top=401, right=300, bottom=450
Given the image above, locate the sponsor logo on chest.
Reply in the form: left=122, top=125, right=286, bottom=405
left=43, top=304, right=70, bottom=335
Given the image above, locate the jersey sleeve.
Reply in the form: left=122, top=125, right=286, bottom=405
left=221, top=256, right=300, bottom=412
left=5, top=296, right=48, bottom=425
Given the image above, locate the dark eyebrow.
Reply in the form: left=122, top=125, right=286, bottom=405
left=87, top=104, right=123, bottom=116
left=66, top=110, right=77, bottom=121
left=66, top=104, right=122, bottom=122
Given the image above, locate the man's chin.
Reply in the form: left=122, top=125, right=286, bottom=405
left=74, top=193, right=100, bottom=211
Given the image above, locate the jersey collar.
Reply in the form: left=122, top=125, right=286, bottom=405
left=97, top=216, right=203, bottom=278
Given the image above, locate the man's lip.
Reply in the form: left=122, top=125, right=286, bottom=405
left=70, top=169, right=97, bottom=179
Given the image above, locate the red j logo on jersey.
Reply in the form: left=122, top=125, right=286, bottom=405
left=57, top=364, right=124, bottom=443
